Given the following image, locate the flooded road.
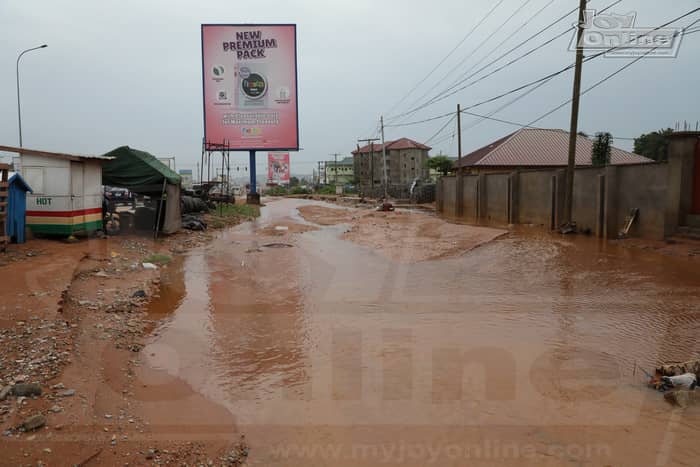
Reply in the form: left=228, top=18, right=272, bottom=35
left=142, top=198, right=700, bottom=466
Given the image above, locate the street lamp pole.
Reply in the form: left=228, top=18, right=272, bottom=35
left=16, top=44, right=48, bottom=147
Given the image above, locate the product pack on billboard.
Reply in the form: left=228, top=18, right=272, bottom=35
left=201, top=24, right=298, bottom=151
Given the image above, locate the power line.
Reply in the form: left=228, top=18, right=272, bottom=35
left=383, top=0, right=506, bottom=118
left=391, top=6, right=700, bottom=127
left=387, top=0, right=599, bottom=121
left=431, top=27, right=700, bottom=150
left=384, top=111, right=454, bottom=128
left=393, top=0, right=538, bottom=121
left=419, top=0, right=629, bottom=116
left=426, top=114, right=457, bottom=145
left=441, top=0, right=561, bottom=98
left=393, top=0, right=643, bottom=120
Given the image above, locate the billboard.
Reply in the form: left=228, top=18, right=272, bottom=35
left=268, top=152, right=290, bottom=185
left=202, top=24, right=299, bottom=151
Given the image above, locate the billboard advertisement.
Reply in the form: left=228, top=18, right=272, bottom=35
left=268, top=152, right=290, bottom=185
left=202, top=24, right=299, bottom=151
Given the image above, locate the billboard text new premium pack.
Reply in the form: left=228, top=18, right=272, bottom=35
left=201, top=24, right=299, bottom=151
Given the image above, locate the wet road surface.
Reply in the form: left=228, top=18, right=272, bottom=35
left=142, top=199, right=700, bottom=466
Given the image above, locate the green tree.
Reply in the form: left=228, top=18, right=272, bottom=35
left=634, top=128, right=673, bottom=162
left=289, top=176, right=300, bottom=187
left=425, top=155, right=454, bottom=176
left=591, top=132, right=612, bottom=166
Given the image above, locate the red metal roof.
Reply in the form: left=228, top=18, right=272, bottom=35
left=352, top=137, right=431, bottom=155
left=456, top=129, right=651, bottom=168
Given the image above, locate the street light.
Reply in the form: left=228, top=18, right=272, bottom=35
left=16, top=44, right=48, bottom=147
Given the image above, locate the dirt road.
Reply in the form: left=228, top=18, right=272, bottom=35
left=3, top=198, right=700, bottom=465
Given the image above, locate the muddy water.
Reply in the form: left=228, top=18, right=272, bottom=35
left=142, top=199, right=700, bottom=466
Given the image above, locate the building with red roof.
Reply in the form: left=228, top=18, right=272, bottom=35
left=351, top=137, right=432, bottom=186
left=456, top=128, right=652, bottom=173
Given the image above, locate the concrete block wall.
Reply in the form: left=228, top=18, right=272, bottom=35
left=615, top=163, right=669, bottom=239
left=517, top=170, right=555, bottom=228
left=438, top=162, right=673, bottom=240
left=462, top=176, right=479, bottom=222
left=571, top=167, right=605, bottom=234
left=441, top=176, right=457, bottom=218
left=484, top=173, right=510, bottom=225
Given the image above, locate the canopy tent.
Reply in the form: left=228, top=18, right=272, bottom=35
left=102, top=146, right=181, bottom=194
left=101, top=146, right=182, bottom=234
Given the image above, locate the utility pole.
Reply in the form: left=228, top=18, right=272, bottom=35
left=456, top=104, right=463, bottom=217
left=329, top=153, right=342, bottom=186
left=563, top=0, right=587, bottom=227
left=358, top=137, right=380, bottom=191
left=380, top=116, right=388, bottom=200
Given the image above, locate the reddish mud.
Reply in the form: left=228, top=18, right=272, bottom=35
left=297, top=204, right=506, bottom=261
left=119, top=199, right=700, bottom=466
left=4, top=199, right=700, bottom=466
left=0, top=229, right=249, bottom=465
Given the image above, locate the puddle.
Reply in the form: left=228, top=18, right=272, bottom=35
left=136, top=198, right=700, bottom=466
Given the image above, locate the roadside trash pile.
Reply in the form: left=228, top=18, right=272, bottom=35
left=376, top=202, right=395, bottom=212
left=642, top=359, right=700, bottom=407
left=182, top=214, right=207, bottom=231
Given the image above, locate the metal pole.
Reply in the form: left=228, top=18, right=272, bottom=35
left=16, top=44, right=48, bottom=147
left=563, top=0, right=587, bottom=227
left=381, top=116, right=388, bottom=199
left=249, top=150, right=256, bottom=194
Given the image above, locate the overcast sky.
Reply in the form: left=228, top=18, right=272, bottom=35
left=2, top=0, right=699, bottom=177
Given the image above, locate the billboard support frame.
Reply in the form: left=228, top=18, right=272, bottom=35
left=199, top=139, right=233, bottom=202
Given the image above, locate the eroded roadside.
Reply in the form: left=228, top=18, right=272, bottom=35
left=296, top=204, right=507, bottom=262
left=0, top=210, right=255, bottom=466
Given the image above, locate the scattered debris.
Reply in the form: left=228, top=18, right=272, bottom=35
left=559, top=222, right=577, bottom=235
left=657, top=359, right=700, bottom=377
left=132, top=290, right=147, bottom=298
left=12, top=382, right=42, bottom=397
left=21, top=414, right=46, bottom=432
left=0, top=385, right=12, bottom=401
left=274, top=225, right=289, bottom=231
left=142, top=262, right=158, bottom=270
left=57, top=389, right=76, bottom=397
left=662, top=373, right=698, bottom=390
left=262, top=243, right=294, bottom=249
left=182, top=214, right=207, bottom=231
left=618, top=208, right=639, bottom=238
left=376, top=202, right=394, bottom=212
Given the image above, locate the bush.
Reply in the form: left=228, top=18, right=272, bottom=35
left=266, top=186, right=289, bottom=196
left=316, top=185, right=336, bottom=195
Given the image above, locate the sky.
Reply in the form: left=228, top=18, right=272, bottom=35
left=1, top=0, right=699, bottom=178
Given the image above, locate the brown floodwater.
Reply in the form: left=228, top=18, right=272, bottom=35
left=141, top=198, right=700, bottom=466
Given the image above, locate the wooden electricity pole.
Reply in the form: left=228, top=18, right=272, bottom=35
left=380, top=116, right=388, bottom=200
left=456, top=104, right=463, bottom=217
left=358, top=137, right=380, bottom=190
left=563, top=0, right=587, bottom=227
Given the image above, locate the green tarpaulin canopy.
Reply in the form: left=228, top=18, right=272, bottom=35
left=101, top=146, right=181, bottom=194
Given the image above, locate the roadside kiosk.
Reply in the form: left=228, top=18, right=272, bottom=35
left=0, top=145, right=112, bottom=236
